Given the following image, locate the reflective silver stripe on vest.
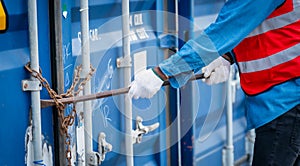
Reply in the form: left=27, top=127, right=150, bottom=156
left=238, top=43, right=300, bottom=73
left=248, top=0, right=300, bottom=37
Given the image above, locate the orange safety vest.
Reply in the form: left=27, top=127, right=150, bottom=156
left=233, top=0, right=300, bottom=95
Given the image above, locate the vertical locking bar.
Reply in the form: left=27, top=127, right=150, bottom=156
left=79, top=0, right=95, bottom=165
left=121, top=0, right=134, bottom=165
left=28, top=0, right=43, bottom=165
left=223, top=65, right=236, bottom=166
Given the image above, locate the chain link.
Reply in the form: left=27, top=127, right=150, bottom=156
left=25, top=63, right=96, bottom=166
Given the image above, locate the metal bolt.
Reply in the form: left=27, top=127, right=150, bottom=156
left=116, top=59, right=121, bottom=67
left=24, top=83, right=28, bottom=89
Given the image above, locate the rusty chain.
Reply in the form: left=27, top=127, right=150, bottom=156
left=25, top=63, right=96, bottom=166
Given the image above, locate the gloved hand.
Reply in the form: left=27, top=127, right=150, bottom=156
left=129, top=69, right=164, bottom=99
left=201, top=56, right=230, bottom=85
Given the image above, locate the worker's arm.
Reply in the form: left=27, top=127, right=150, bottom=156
left=159, top=0, right=285, bottom=88
left=128, top=0, right=285, bottom=99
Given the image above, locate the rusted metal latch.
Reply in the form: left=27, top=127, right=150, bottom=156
left=40, top=73, right=205, bottom=108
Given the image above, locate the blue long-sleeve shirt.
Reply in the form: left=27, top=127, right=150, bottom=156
left=159, top=0, right=300, bottom=129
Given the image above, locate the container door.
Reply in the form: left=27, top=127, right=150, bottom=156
left=0, top=1, right=54, bottom=165
left=60, top=0, right=167, bottom=165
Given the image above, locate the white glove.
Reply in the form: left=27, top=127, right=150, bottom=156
left=201, top=56, right=230, bottom=85
left=129, top=69, right=164, bottom=99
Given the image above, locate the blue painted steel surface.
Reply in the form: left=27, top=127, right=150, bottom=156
left=0, top=0, right=54, bottom=165
left=193, top=83, right=247, bottom=165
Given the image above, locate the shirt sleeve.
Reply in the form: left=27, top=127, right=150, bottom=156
left=159, top=0, right=285, bottom=88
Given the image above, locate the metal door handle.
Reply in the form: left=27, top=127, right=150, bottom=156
left=132, top=116, right=159, bottom=144
left=98, top=132, right=112, bottom=162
